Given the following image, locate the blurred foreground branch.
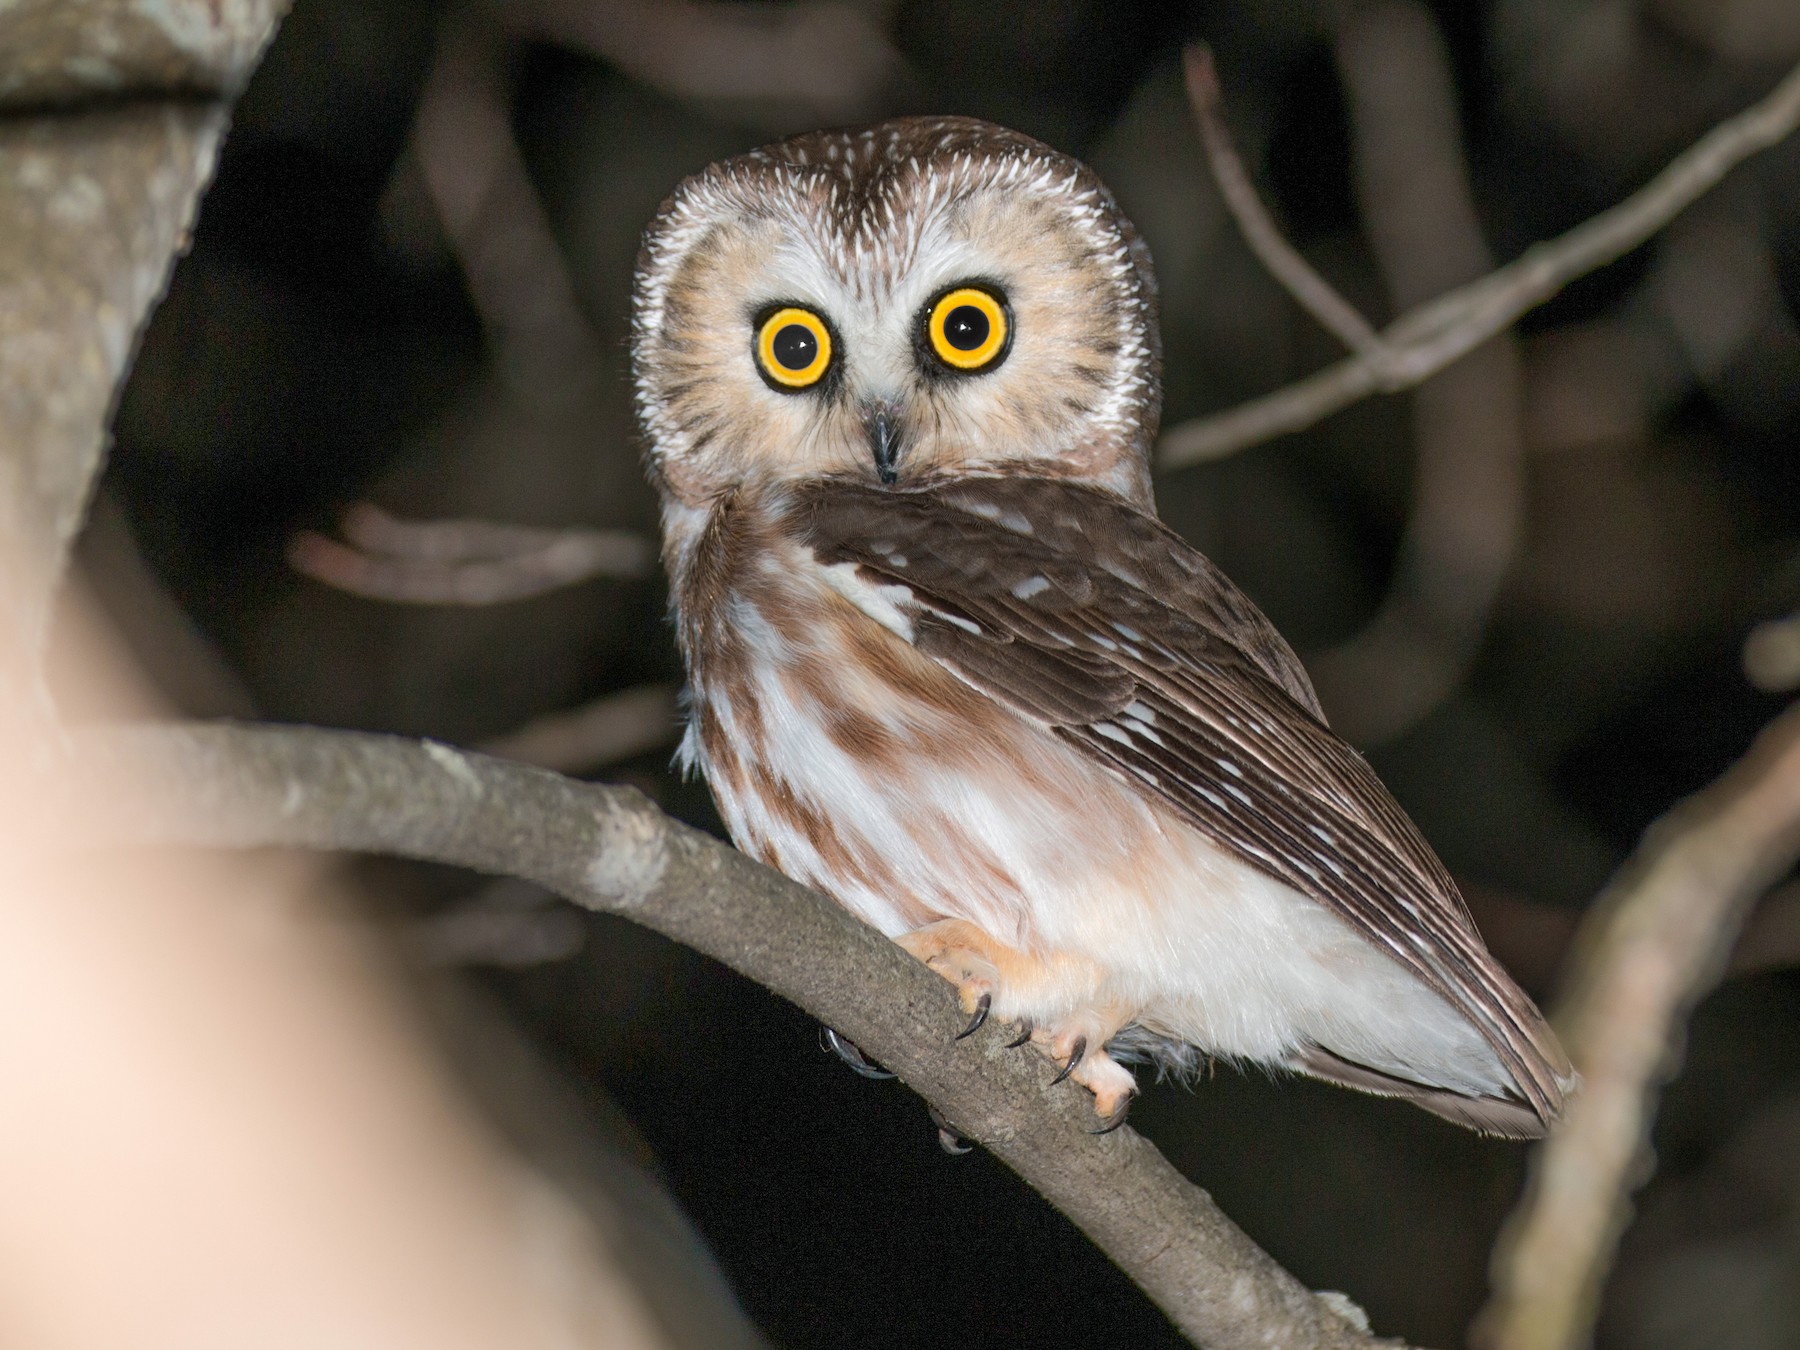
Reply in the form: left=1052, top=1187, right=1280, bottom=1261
left=0, top=0, right=287, bottom=716
left=1159, top=54, right=1800, bottom=467
left=1745, top=607, right=1800, bottom=693
left=1476, top=700, right=1800, bottom=1350
left=74, top=720, right=1398, bottom=1350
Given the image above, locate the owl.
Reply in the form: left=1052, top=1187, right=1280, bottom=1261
left=632, top=117, right=1572, bottom=1137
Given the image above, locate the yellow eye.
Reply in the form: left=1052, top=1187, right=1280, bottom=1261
left=925, top=286, right=1010, bottom=371
left=755, top=306, right=833, bottom=390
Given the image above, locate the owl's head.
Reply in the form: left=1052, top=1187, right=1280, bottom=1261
left=632, top=118, right=1161, bottom=512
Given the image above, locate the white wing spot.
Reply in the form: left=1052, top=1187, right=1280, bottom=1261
left=933, top=609, right=982, bottom=636
left=1215, top=757, right=1244, bottom=778
left=1011, top=575, right=1052, bottom=600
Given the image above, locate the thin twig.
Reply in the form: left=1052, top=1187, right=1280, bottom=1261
left=414, top=10, right=607, bottom=410
left=72, top=720, right=1402, bottom=1350
left=479, top=683, right=679, bottom=774
left=1182, top=45, right=1387, bottom=359
left=1305, top=0, right=1525, bottom=745
left=1159, top=55, right=1800, bottom=467
left=1475, top=700, right=1800, bottom=1350
left=289, top=504, right=653, bottom=606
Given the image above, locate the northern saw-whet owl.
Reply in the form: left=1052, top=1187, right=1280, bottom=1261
left=632, top=117, right=1572, bottom=1137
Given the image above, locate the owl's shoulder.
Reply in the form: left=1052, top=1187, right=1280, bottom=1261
left=785, top=474, right=1323, bottom=721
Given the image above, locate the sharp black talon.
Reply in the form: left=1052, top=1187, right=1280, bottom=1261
left=955, top=993, right=991, bottom=1040
left=822, top=1026, right=895, bottom=1080
left=1005, top=1020, right=1034, bottom=1049
left=1049, top=1036, right=1087, bottom=1086
left=1088, top=1093, right=1137, bottom=1135
left=927, top=1104, right=972, bottom=1155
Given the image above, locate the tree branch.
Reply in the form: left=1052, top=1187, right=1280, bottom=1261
left=0, top=0, right=289, bottom=719
left=1474, top=699, right=1800, bottom=1350
left=72, top=720, right=1403, bottom=1350
left=1158, top=54, right=1800, bottom=468
left=289, top=504, right=653, bottom=606
left=478, top=683, right=678, bottom=774
left=1182, top=46, right=1386, bottom=360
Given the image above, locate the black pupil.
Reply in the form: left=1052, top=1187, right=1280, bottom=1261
left=771, top=323, right=818, bottom=370
left=943, top=304, right=990, bottom=351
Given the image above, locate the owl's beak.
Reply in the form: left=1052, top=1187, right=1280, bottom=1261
left=862, top=401, right=903, bottom=485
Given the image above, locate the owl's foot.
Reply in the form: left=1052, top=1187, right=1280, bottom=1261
left=897, top=920, right=1139, bottom=1124
left=1038, top=1018, right=1139, bottom=1124
left=896, top=919, right=1007, bottom=1025
left=821, top=1026, right=895, bottom=1080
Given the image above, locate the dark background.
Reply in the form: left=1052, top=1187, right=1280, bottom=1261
left=85, top=1, right=1800, bottom=1346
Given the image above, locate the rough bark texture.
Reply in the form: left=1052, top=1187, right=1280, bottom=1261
left=0, top=105, right=223, bottom=659
left=0, top=0, right=289, bottom=709
left=75, top=720, right=1402, bottom=1350
left=0, top=0, right=289, bottom=107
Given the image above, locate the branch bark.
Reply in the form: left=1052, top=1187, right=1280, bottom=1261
left=1158, top=54, right=1800, bottom=468
left=72, top=720, right=1403, bottom=1350
left=0, top=0, right=289, bottom=718
left=1475, top=700, right=1800, bottom=1350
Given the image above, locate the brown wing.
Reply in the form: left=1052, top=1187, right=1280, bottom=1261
left=789, top=475, right=1568, bottom=1124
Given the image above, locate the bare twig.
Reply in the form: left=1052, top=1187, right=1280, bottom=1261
left=410, top=878, right=589, bottom=968
left=1475, top=700, right=1800, bottom=1350
left=413, top=11, right=606, bottom=411
left=480, top=683, right=679, bottom=774
left=289, top=504, right=652, bottom=606
left=1306, top=0, right=1525, bottom=745
left=1745, top=608, right=1800, bottom=692
left=72, top=720, right=1401, bottom=1350
left=1182, top=46, right=1386, bottom=359
left=1158, top=54, right=1800, bottom=467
